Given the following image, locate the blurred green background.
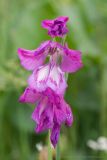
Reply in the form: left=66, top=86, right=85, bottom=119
left=0, top=0, right=107, bottom=160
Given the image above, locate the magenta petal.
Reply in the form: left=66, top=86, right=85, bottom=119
left=42, top=87, right=58, bottom=104
left=35, top=40, right=51, bottom=54
left=47, top=64, right=67, bottom=95
left=65, top=105, right=73, bottom=127
left=19, top=87, right=40, bottom=104
left=53, top=96, right=73, bottom=126
left=17, top=41, right=50, bottom=70
left=18, top=48, right=38, bottom=70
left=32, top=97, right=48, bottom=123
left=50, top=123, right=60, bottom=148
left=62, top=100, right=73, bottom=126
left=54, top=98, right=66, bottom=125
left=57, top=16, right=69, bottom=22
left=28, top=64, right=50, bottom=92
left=35, top=103, right=53, bottom=133
left=42, top=17, right=69, bottom=29
left=61, top=47, right=83, bottom=73
left=42, top=20, right=54, bottom=29
left=17, top=48, right=44, bottom=70
left=54, top=107, right=66, bottom=125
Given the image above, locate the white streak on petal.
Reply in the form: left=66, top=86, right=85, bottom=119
left=47, top=65, right=67, bottom=95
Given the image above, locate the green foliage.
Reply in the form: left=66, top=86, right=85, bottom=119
left=0, top=0, right=107, bottom=159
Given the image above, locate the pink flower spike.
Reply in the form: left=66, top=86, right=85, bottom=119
left=17, top=16, right=84, bottom=148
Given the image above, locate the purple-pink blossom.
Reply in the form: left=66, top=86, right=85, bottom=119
left=28, top=62, right=67, bottom=95
left=42, top=16, right=69, bottom=38
left=18, top=41, right=83, bottom=74
left=19, top=87, right=73, bottom=147
left=18, top=16, right=83, bottom=148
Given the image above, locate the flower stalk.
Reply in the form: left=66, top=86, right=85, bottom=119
left=48, top=130, right=52, bottom=160
left=56, top=138, right=60, bottom=160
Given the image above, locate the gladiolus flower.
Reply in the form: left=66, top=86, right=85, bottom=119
left=18, top=16, right=83, bottom=148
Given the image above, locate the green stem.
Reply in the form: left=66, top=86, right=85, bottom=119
left=48, top=130, right=52, bottom=160
left=61, top=35, right=67, bottom=46
left=52, top=37, right=56, bottom=42
left=56, top=140, right=60, bottom=160
left=65, top=73, right=68, bottom=81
